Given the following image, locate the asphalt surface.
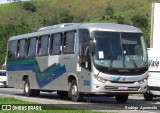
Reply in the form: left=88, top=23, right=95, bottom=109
left=0, top=87, right=160, bottom=113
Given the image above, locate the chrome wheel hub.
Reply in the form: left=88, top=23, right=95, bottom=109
left=71, top=85, right=77, bottom=96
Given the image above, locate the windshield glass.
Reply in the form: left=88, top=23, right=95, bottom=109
left=0, top=71, right=6, bottom=76
left=93, top=31, right=148, bottom=70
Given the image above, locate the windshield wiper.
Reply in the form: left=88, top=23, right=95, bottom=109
left=125, top=44, right=138, bottom=70
left=109, top=42, right=113, bottom=70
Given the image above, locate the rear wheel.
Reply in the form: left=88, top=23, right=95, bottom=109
left=24, top=78, right=39, bottom=97
left=144, top=92, right=153, bottom=101
left=115, top=94, right=128, bottom=103
left=69, top=80, right=82, bottom=102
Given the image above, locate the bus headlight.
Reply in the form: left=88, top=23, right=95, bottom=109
left=94, top=75, right=108, bottom=83
left=138, top=77, right=147, bottom=84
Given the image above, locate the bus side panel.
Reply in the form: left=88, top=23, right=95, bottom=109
left=7, top=72, right=22, bottom=88
left=58, top=54, right=78, bottom=89
left=37, top=55, right=68, bottom=91
left=78, top=68, right=92, bottom=93
left=36, top=56, right=49, bottom=72
left=7, top=71, right=38, bottom=89
left=40, top=72, right=71, bottom=91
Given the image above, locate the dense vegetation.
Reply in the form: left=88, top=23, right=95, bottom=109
left=0, top=0, right=158, bottom=66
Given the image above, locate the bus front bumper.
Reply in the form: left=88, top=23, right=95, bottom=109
left=0, top=81, right=7, bottom=86
left=91, top=81, right=147, bottom=94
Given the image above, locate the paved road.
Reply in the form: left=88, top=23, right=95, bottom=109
left=0, top=87, right=160, bottom=113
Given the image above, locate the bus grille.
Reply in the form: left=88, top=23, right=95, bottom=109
left=111, top=81, right=135, bottom=84
left=105, top=86, right=140, bottom=91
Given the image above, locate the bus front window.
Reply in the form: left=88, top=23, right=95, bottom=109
left=93, top=31, right=148, bottom=72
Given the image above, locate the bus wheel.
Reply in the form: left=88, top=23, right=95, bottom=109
left=144, top=92, right=153, bottom=101
left=69, top=80, right=82, bottom=102
left=115, top=94, right=128, bottom=103
left=57, top=91, right=68, bottom=100
left=24, top=78, right=34, bottom=97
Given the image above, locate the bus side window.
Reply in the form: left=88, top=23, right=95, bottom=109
left=8, top=40, right=17, bottom=58
left=79, top=29, right=91, bottom=70
left=63, top=31, right=76, bottom=54
left=29, top=37, right=37, bottom=57
left=16, top=40, right=20, bottom=57
left=41, top=35, right=49, bottom=56
left=52, top=33, right=62, bottom=55
left=19, top=39, right=26, bottom=58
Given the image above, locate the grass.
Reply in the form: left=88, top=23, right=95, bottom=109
left=0, top=97, right=110, bottom=113
left=0, top=0, right=153, bottom=26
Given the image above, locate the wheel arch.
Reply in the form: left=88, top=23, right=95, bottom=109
left=67, top=74, right=79, bottom=96
left=68, top=73, right=79, bottom=85
left=22, top=75, right=29, bottom=88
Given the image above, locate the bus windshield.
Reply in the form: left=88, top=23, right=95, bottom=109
left=93, top=31, right=148, bottom=70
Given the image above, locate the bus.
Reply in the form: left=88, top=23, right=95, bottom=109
left=144, top=48, right=160, bottom=101
left=6, top=23, right=148, bottom=103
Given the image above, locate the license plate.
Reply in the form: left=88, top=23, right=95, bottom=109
left=118, top=86, right=128, bottom=90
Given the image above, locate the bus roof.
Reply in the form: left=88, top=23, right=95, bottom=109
left=9, top=23, right=142, bottom=41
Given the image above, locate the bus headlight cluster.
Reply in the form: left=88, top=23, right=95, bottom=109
left=94, top=75, right=108, bottom=83
left=138, top=77, right=147, bottom=84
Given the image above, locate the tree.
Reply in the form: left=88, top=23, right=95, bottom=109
left=131, top=15, right=149, bottom=46
left=23, top=2, right=36, bottom=12
left=131, top=15, right=148, bottom=28
left=105, top=6, right=114, bottom=18
left=59, top=10, right=74, bottom=23
left=43, top=17, right=58, bottom=26
left=117, top=15, right=124, bottom=24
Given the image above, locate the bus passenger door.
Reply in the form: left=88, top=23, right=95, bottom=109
left=78, top=29, right=92, bottom=92
left=78, top=48, right=92, bottom=92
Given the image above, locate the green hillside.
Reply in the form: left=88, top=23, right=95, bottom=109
left=0, top=0, right=157, bottom=66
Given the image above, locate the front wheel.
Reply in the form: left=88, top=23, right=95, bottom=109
left=144, top=92, right=153, bottom=101
left=69, top=80, right=82, bottom=102
left=115, top=94, right=128, bottom=103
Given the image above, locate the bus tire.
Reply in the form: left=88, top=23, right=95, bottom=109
left=69, top=80, right=82, bottom=102
left=24, top=78, right=34, bottom=97
left=115, top=94, right=128, bottom=103
left=144, top=92, right=153, bottom=101
left=57, top=91, right=68, bottom=100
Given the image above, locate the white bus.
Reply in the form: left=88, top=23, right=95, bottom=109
left=144, top=48, right=160, bottom=101
left=6, top=23, right=148, bottom=103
